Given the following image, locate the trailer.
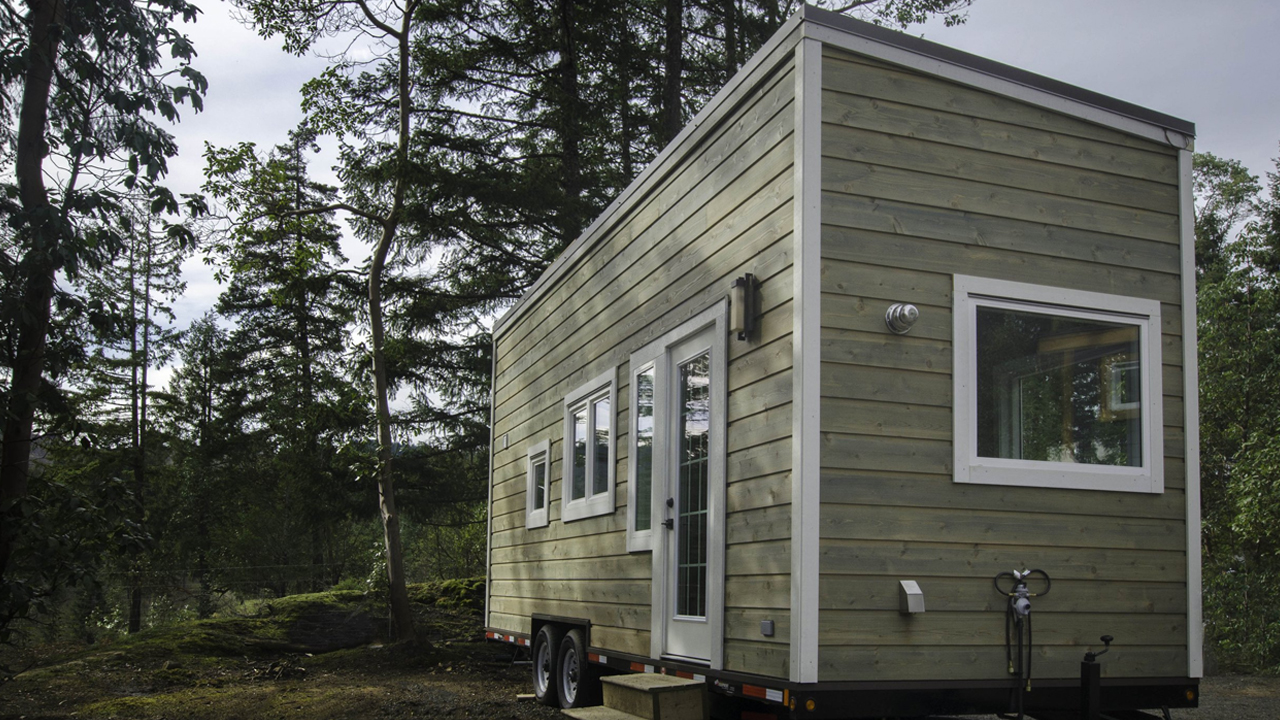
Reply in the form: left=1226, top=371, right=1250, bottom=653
left=484, top=5, right=1200, bottom=719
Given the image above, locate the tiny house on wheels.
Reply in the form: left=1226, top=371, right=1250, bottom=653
left=484, top=6, right=1200, bottom=720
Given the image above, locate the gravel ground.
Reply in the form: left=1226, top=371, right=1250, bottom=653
left=945, top=675, right=1280, bottom=720
left=1181, top=674, right=1280, bottom=720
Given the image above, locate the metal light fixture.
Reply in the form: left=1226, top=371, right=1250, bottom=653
left=899, top=580, right=925, bottom=614
left=885, top=303, right=919, bottom=335
left=730, top=273, right=758, bottom=341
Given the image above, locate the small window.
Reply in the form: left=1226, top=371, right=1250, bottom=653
left=628, top=363, right=656, bottom=550
left=953, top=275, right=1164, bottom=493
left=562, top=369, right=616, bottom=522
left=525, top=440, right=550, bottom=529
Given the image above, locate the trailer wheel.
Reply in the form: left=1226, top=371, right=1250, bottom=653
left=557, top=627, right=600, bottom=708
left=532, top=624, right=564, bottom=706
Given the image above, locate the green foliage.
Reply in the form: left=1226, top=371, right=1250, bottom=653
left=1, top=0, right=207, bottom=646
left=0, top=462, right=147, bottom=649
left=1197, top=147, right=1280, bottom=672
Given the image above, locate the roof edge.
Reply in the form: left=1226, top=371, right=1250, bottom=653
left=800, top=4, right=1195, bottom=137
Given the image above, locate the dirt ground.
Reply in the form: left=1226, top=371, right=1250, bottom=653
left=1, top=590, right=1277, bottom=720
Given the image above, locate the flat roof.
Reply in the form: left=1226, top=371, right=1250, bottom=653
left=803, top=5, right=1195, bottom=137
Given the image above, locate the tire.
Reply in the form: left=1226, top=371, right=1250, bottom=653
left=532, top=624, right=564, bottom=707
left=557, top=627, right=601, bottom=708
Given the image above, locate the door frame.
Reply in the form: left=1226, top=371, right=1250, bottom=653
left=630, top=300, right=727, bottom=669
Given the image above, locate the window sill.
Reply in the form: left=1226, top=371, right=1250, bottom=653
left=958, top=460, right=1161, bottom=494
left=562, top=494, right=612, bottom=522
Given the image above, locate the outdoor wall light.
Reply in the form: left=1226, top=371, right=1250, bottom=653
left=730, top=273, right=759, bottom=341
left=885, top=303, right=920, bottom=335
left=899, top=580, right=925, bottom=614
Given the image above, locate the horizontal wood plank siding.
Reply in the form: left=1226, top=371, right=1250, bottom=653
left=816, top=46, right=1188, bottom=683
left=488, top=55, right=796, bottom=678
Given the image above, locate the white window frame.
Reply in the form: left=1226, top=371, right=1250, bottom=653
left=953, top=275, right=1164, bottom=494
left=627, top=360, right=658, bottom=551
left=562, top=368, right=617, bottom=522
left=525, top=439, right=550, bottom=529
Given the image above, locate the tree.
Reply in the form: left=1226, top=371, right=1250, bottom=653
left=205, top=128, right=367, bottom=596
left=75, top=199, right=192, bottom=632
left=151, top=315, right=250, bottom=618
left=215, top=0, right=979, bottom=642
left=1196, top=147, right=1280, bottom=670
left=376, top=0, right=984, bottom=461
left=0, top=0, right=206, bottom=635
left=216, top=0, right=426, bottom=641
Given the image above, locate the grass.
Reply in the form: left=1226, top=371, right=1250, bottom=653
left=0, top=580, right=558, bottom=720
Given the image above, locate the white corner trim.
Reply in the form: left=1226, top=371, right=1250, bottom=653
left=952, top=274, right=1164, bottom=495
left=790, top=36, right=823, bottom=685
left=561, top=367, right=618, bottom=523
left=484, top=338, right=497, bottom=628
left=1179, top=149, right=1204, bottom=678
left=803, top=23, right=1186, bottom=148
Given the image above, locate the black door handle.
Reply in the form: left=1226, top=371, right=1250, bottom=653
left=662, top=518, right=674, bottom=529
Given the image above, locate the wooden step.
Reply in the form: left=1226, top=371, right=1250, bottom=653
left=600, top=674, right=707, bottom=720
left=562, top=706, right=642, bottom=720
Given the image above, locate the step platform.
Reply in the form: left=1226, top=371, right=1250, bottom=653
left=562, top=674, right=707, bottom=720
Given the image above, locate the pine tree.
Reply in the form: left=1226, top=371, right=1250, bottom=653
left=209, top=128, right=367, bottom=595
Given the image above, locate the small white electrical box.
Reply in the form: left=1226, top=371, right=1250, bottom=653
left=899, top=580, right=925, bottom=614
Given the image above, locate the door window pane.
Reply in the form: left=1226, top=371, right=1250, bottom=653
left=676, top=352, right=710, bottom=618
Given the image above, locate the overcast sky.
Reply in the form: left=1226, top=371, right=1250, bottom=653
left=161, top=0, right=1280, bottom=341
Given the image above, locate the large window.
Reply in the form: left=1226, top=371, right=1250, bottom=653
left=953, top=275, right=1164, bottom=493
left=562, top=369, right=616, bottom=522
left=525, top=440, right=550, bottom=529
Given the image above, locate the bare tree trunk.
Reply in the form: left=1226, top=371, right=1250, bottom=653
left=369, top=221, right=415, bottom=642
left=660, top=0, right=685, bottom=145
left=127, top=228, right=144, bottom=634
left=619, top=25, right=634, bottom=180
left=723, top=0, right=738, bottom=75
left=366, top=4, right=419, bottom=644
left=0, top=0, right=66, bottom=582
left=556, top=0, right=583, bottom=245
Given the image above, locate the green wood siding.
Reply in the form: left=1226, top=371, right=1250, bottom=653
left=817, top=46, right=1188, bottom=683
left=488, top=57, right=797, bottom=676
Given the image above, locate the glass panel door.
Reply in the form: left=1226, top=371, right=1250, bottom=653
left=661, top=328, right=716, bottom=663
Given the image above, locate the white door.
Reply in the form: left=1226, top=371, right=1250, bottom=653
left=659, top=329, right=718, bottom=663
